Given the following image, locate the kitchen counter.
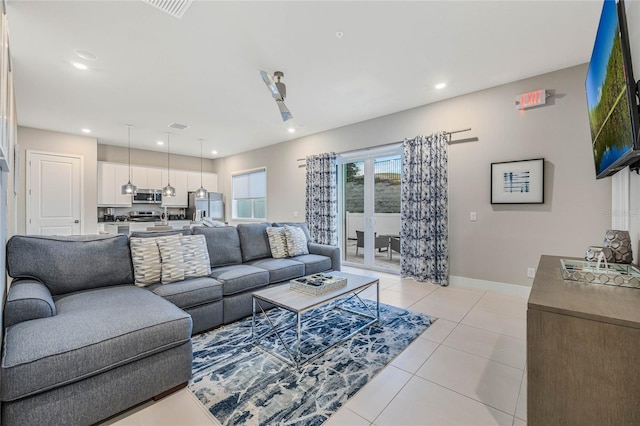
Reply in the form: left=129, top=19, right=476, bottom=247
left=101, top=220, right=193, bottom=235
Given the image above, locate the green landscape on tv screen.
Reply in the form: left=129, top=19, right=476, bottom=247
left=586, top=0, right=635, bottom=177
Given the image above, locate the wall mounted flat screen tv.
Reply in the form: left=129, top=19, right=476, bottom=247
left=586, top=0, right=640, bottom=179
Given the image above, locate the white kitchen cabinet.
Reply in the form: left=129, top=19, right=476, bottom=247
left=187, top=171, right=201, bottom=192
left=147, top=168, right=163, bottom=189
left=131, top=166, right=148, bottom=189
left=97, top=162, right=133, bottom=207
left=187, top=171, right=218, bottom=193
left=128, top=223, right=152, bottom=234
left=161, top=169, right=188, bottom=207
left=131, top=166, right=163, bottom=190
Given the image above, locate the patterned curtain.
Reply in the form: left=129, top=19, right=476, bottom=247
left=305, top=153, right=338, bottom=245
left=400, top=133, right=449, bottom=285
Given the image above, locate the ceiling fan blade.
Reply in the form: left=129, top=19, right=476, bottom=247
left=277, top=100, right=293, bottom=122
left=259, top=70, right=282, bottom=100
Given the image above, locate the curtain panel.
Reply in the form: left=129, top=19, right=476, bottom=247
left=305, top=152, right=338, bottom=246
left=400, top=133, right=449, bottom=285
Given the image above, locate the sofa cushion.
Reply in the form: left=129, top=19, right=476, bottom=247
left=130, top=237, right=163, bottom=286
left=192, top=226, right=243, bottom=267
left=284, top=225, right=309, bottom=256
left=272, top=222, right=311, bottom=241
left=0, top=286, right=191, bottom=402
left=209, top=265, right=269, bottom=296
left=157, top=235, right=211, bottom=284
left=246, top=258, right=305, bottom=284
left=147, top=277, right=222, bottom=309
left=266, top=227, right=289, bottom=259
left=290, top=254, right=332, bottom=275
left=6, top=235, right=134, bottom=296
left=237, top=223, right=272, bottom=262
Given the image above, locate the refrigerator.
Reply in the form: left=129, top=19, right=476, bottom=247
left=187, top=192, right=224, bottom=221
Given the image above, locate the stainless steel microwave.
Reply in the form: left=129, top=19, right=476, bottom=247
left=132, top=190, right=162, bottom=204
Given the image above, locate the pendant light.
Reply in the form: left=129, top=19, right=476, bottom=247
left=162, top=132, right=176, bottom=197
left=194, top=138, right=208, bottom=199
left=121, top=125, right=137, bottom=195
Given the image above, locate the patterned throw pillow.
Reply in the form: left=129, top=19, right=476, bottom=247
left=266, top=227, right=289, bottom=259
left=284, top=225, right=309, bottom=257
left=129, top=237, right=162, bottom=287
left=157, top=234, right=211, bottom=284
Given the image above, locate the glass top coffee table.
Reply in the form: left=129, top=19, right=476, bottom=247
left=252, top=271, right=379, bottom=368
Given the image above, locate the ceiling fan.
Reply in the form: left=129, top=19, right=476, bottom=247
left=260, top=70, right=293, bottom=122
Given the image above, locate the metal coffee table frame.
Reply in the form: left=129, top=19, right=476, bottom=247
left=252, top=273, right=379, bottom=368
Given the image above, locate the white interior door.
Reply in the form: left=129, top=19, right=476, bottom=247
left=27, top=151, right=83, bottom=235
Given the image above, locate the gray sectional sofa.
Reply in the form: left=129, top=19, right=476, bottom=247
left=1, top=222, right=339, bottom=425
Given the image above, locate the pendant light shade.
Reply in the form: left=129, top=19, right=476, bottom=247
left=195, top=138, right=208, bottom=199
left=162, top=133, right=175, bottom=197
left=121, top=125, right=138, bottom=195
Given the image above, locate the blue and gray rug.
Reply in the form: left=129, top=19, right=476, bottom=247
left=189, top=297, right=434, bottom=426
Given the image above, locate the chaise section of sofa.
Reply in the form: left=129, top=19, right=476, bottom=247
left=2, top=234, right=193, bottom=425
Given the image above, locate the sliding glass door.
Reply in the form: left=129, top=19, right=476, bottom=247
left=339, top=148, right=401, bottom=271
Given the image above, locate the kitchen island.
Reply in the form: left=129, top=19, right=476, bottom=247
left=100, top=220, right=193, bottom=235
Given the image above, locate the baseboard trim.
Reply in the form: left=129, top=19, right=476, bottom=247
left=449, top=275, right=531, bottom=298
left=153, top=381, right=188, bottom=401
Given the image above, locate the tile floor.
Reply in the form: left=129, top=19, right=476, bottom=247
left=105, top=267, right=529, bottom=426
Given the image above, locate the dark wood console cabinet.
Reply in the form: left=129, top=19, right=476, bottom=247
left=528, top=255, right=640, bottom=425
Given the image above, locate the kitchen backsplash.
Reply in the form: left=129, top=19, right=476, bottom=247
left=98, top=204, right=186, bottom=221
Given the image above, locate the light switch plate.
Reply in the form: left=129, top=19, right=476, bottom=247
left=470, top=212, right=477, bottom=221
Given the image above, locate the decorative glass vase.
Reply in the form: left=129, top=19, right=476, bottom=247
left=603, top=229, right=633, bottom=264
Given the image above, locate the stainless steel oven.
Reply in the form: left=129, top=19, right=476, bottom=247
left=132, top=190, right=162, bottom=204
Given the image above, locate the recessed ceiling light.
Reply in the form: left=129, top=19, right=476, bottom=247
left=211, top=150, right=218, bottom=155
left=72, top=62, right=88, bottom=70
left=73, top=49, right=97, bottom=61
left=81, top=128, right=91, bottom=133
left=435, top=82, right=446, bottom=90
left=288, top=127, right=296, bottom=133
left=157, top=140, right=164, bottom=145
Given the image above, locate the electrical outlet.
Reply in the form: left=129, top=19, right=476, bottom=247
left=527, top=267, right=536, bottom=278
left=293, top=211, right=298, bottom=217
left=470, top=211, right=477, bottom=222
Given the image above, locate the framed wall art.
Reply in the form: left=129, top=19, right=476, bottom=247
left=491, top=158, right=544, bottom=204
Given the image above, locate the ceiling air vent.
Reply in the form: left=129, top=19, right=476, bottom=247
left=142, top=0, right=193, bottom=19
left=168, top=122, right=190, bottom=130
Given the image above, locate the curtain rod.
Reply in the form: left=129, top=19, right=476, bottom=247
left=296, top=128, right=472, bottom=161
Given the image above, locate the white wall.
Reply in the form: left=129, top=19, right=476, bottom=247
left=220, top=64, right=611, bottom=287
left=16, top=126, right=98, bottom=234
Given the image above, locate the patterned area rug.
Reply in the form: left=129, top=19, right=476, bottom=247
left=189, top=297, right=434, bottom=426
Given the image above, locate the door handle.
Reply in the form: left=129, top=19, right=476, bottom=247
left=74, top=220, right=80, bottom=223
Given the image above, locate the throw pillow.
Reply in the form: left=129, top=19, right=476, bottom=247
left=129, top=237, right=162, bottom=287
left=266, top=227, right=289, bottom=259
left=284, top=225, right=309, bottom=257
left=157, top=234, right=211, bottom=284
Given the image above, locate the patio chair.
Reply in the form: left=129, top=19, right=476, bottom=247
left=355, top=230, right=389, bottom=256
left=390, top=236, right=400, bottom=260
